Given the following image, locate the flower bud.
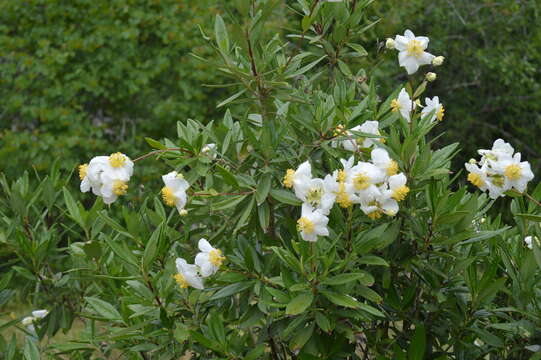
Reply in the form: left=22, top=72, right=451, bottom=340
left=432, top=56, right=445, bottom=66
left=385, top=38, right=395, bottom=50
left=425, top=72, right=437, bottom=82
left=179, top=209, right=188, bottom=216
left=468, top=158, right=477, bottom=164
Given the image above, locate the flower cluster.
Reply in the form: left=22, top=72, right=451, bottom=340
left=79, top=152, right=134, bottom=204
left=174, top=239, right=225, bottom=290
left=21, top=309, right=48, bottom=334
left=284, top=147, right=410, bottom=242
left=391, top=89, right=444, bottom=123
left=386, top=29, right=444, bottom=75
left=465, top=139, right=534, bottom=199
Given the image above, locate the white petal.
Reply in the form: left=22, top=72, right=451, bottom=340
left=198, top=238, right=214, bottom=253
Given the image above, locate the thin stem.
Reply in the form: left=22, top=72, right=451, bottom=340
left=132, top=148, right=193, bottom=162
left=525, top=192, right=541, bottom=208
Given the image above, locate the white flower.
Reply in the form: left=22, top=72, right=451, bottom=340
left=360, top=191, right=399, bottom=219
left=425, top=72, right=437, bottom=82
left=393, top=30, right=435, bottom=74
left=421, top=96, right=445, bottom=122
left=492, top=153, right=534, bottom=193
left=161, top=171, right=190, bottom=212
left=297, top=204, right=329, bottom=242
left=283, top=161, right=313, bottom=199
left=348, top=161, right=386, bottom=196
left=174, top=258, right=204, bottom=289
left=296, top=175, right=337, bottom=215
left=385, top=38, right=395, bottom=49
left=391, top=88, right=415, bottom=122
left=432, top=56, right=445, bottom=66
left=333, top=157, right=360, bottom=208
left=525, top=236, right=533, bottom=249
left=195, top=239, right=225, bottom=277
left=337, top=121, right=382, bottom=151
left=478, top=139, right=514, bottom=164
left=371, top=148, right=399, bottom=177
left=32, top=310, right=49, bottom=319
left=80, top=152, right=134, bottom=204
left=202, top=143, right=217, bottom=159
left=387, top=173, right=410, bottom=202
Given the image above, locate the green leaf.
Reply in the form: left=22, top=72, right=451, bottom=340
left=255, top=175, right=272, bottom=205
left=516, top=213, right=541, bottom=222
left=270, top=189, right=302, bottom=206
left=209, top=281, right=254, bottom=300
left=408, top=324, right=426, bottom=360
left=85, top=297, right=122, bottom=321
left=143, top=224, right=162, bottom=270
left=321, top=290, right=360, bottom=309
left=215, top=165, right=240, bottom=188
left=358, top=255, right=389, bottom=267
left=315, top=311, right=332, bottom=332
left=23, top=339, right=40, bottom=360
left=214, top=14, right=229, bottom=52
left=217, top=89, right=247, bottom=108
left=145, top=137, right=166, bottom=150
left=174, top=323, right=189, bottom=343
left=346, top=43, right=368, bottom=56
left=63, top=187, right=85, bottom=230
left=211, top=195, right=247, bottom=211
left=322, top=272, right=373, bottom=286
left=286, top=292, right=314, bottom=315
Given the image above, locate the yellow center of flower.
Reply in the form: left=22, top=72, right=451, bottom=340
left=392, top=185, right=410, bottom=201
left=337, top=170, right=347, bottom=183
left=336, top=182, right=353, bottom=208
left=380, top=137, right=386, bottom=144
left=297, top=217, right=315, bottom=234
left=387, top=160, right=399, bottom=176
left=209, top=249, right=225, bottom=267
left=467, top=173, right=484, bottom=188
left=353, top=173, right=370, bottom=190
left=284, top=169, right=295, bottom=188
left=367, top=210, right=383, bottom=220
left=504, top=164, right=521, bottom=180
left=306, top=187, right=323, bottom=207
left=491, top=174, right=505, bottom=188
left=437, top=105, right=445, bottom=121
left=79, top=164, right=88, bottom=180
left=406, top=39, right=424, bottom=57
left=113, top=180, right=128, bottom=196
left=391, top=99, right=400, bottom=112
left=161, top=186, right=177, bottom=206
left=109, top=152, right=126, bottom=168
left=174, top=273, right=189, bottom=288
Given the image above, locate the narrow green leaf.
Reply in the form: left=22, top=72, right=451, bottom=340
left=286, top=292, right=314, bottom=315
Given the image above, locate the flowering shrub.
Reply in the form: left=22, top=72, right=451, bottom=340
left=2, top=1, right=541, bottom=359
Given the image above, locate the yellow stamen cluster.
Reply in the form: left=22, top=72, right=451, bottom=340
left=161, top=186, right=176, bottom=206
left=283, top=169, right=295, bottom=188
left=337, top=170, right=347, bottom=183
left=333, top=124, right=345, bottom=136
left=391, top=99, right=400, bottom=112
left=297, top=217, right=315, bottom=234
left=387, top=160, right=399, bottom=176
left=109, top=152, right=126, bottom=168
left=174, top=273, right=189, bottom=288
left=504, top=164, right=522, bottom=180
left=112, top=180, right=128, bottom=196
left=353, top=173, right=370, bottom=191
left=406, top=39, right=424, bottom=57
left=367, top=210, right=383, bottom=220
left=79, top=164, right=88, bottom=180
left=437, top=105, right=445, bottom=121
left=336, top=182, right=352, bottom=208
left=209, top=249, right=225, bottom=267
left=392, top=185, right=410, bottom=202
left=306, top=187, right=323, bottom=207
left=467, top=173, right=484, bottom=188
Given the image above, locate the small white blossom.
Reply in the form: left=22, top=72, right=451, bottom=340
left=391, top=88, right=415, bottom=122
left=174, top=258, right=204, bottom=290
left=161, top=171, right=190, bottom=213
left=195, top=239, right=225, bottom=277
left=393, top=30, right=435, bottom=74
left=385, top=38, right=395, bottom=49
left=202, top=143, right=217, bottom=159
left=525, top=236, right=534, bottom=249
left=371, top=148, right=399, bottom=177
left=283, top=161, right=313, bottom=199
left=297, top=204, right=329, bottom=242
left=296, top=175, right=337, bottom=215
left=422, top=96, right=445, bottom=122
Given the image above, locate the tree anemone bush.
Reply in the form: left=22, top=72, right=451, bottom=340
left=2, top=0, right=541, bottom=359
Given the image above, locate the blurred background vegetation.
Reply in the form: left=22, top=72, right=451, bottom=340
left=1, top=0, right=540, bottom=179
